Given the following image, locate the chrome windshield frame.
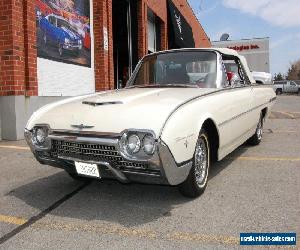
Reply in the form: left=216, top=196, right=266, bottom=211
left=126, top=49, right=224, bottom=89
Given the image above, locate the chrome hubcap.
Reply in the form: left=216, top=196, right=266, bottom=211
left=194, top=137, right=208, bottom=187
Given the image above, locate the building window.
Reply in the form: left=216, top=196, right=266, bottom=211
left=148, top=10, right=156, bottom=53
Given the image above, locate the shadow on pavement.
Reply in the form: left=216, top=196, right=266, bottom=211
left=7, top=145, right=249, bottom=227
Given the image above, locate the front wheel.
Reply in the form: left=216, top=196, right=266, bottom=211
left=178, top=130, right=210, bottom=198
left=58, top=43, right=63, bottom=56
left=247, top=114, right=263, bottom=146
left=43, top=32, right=47, bottom=45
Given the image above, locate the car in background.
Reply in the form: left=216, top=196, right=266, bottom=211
left=252, top=71, right=273, bottom=85
left=273, top=80, right=300, bottom=95
left=40, top=14, right=82, bottom=56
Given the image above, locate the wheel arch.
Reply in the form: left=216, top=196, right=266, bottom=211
left=255, top=80, right=264, bottom=84
left=201, top=118, right=220, bottom=162
left=261, top=107, right=268, bottom=120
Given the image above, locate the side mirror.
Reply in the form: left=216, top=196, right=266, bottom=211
left=227, top=72, right=240, bottom=87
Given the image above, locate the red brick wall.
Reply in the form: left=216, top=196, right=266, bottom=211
left=137, top=1, right=148, bottom=59
left=23, top=0, right=38, bottom=96
left=93, top=0, right=114, bottom=92
left=0, top=0, right=25, bottom=96
left=0, top=0, right=37, bottom=97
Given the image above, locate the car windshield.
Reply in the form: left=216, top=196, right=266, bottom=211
left=57, top=19, right=72, bottom=30
left=130, top=51, right=217, bottom=88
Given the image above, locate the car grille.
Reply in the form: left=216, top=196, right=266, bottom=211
left=50, top=140, right=160, bottom=175
left=68, top=41, right=79, bottom=46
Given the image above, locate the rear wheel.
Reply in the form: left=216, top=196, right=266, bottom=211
left=276, top=88, right=282, bottom=95
left=178, top=130, right=210, bottom=198
left=247, top=114, right=263, bottom=146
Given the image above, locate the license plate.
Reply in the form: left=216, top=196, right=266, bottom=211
left=75, top=162, right=100, bottom=178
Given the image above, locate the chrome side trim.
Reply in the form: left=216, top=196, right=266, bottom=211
left=218, top=98, right=275, bottom=127
left=158, top=89, right=222, bottom=137
left=158, top=85, right=255, bottom=137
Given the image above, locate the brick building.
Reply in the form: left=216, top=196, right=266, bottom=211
left=0, top=0, right=210, bottom=140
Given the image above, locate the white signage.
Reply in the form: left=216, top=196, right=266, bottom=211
left=212, top=38, right=270, bottom=72
left=103, top=27, right=108, bottom=51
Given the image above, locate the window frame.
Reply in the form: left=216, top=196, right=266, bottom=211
left=222, top=55, right=251, bottom=88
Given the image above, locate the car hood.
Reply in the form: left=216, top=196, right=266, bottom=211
left=26, top=87, right=215, bottom=137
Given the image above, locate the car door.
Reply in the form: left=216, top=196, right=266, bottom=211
left=222, top=57, right=255, bottom=148
left=289, top=81, right=298, bottom=93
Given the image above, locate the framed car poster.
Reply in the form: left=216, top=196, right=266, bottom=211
left=36, top=0, right=91, bottom=67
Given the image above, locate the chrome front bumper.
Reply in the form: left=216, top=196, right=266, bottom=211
left=24, top=129, right=192, bottom=186
left=63, top=44, right=82, bottom=50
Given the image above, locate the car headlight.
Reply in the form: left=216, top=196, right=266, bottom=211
left=143, top=135, right=155, bottom=155
left=35, top=127, right=47, bottom=144
left=127, top=134, right=141, bottom=154
left=64, top=38, right=70, bottom=44
left=31, top=126, right=51, bottom=150
left=119, top=130, right=157, bottom=160
left=78, top=39, right=82, bottom=44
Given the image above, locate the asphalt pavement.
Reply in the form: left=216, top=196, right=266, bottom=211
left=0, top=95, right=299, bottom=249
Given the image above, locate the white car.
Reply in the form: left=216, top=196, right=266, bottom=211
left=25, top=48, right=276, bottom=197
left=252, top=71, right=273, bottom=85
left=273, top=80, right=300, bottom=95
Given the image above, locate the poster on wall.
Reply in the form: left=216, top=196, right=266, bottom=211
left=36, top=0, right=91, bottom=67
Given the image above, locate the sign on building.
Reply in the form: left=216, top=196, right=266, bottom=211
left=212, top=38, right=270, bottom=73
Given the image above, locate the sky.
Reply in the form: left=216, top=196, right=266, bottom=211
left=187, top=0, right=300, bottom=75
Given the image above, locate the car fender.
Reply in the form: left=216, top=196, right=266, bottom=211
left=160, top=99, right=220, bottom=165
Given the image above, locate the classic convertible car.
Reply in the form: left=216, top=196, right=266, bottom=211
left=40, top=14, right=82, bottom=56
left=25, top=48, right=276, bottom=197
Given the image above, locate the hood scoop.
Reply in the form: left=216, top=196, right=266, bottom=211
left=82, top=100, right=123, bottom=107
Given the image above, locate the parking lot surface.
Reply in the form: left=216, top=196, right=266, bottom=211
left=0, top=95, right=299, bottom=249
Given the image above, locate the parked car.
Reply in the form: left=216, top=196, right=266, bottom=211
left=40, top=14, right=82, bottom=56
left=24, top=48, right=276, bottom=197
left=252, top=71, right=273, bottom=85
left=273, top=80, right=300, bottom=95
